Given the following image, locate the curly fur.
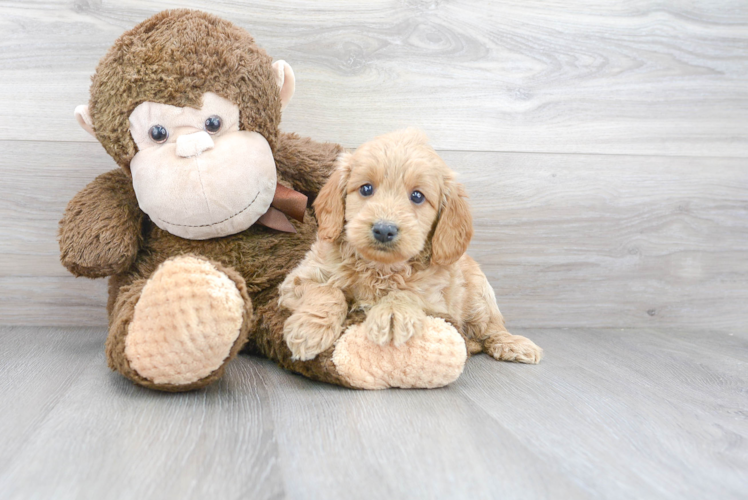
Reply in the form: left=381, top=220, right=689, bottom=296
left=280, top=129, right=543, bottom=364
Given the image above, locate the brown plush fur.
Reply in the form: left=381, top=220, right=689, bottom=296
left=59, top=10, right=351, bottom=390
left=59, top=170, right=143, bottom=278
left=280, top=129, right=543, bottom=364
left=89, top=10, right=283, bottom=172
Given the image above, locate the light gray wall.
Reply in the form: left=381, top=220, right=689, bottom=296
left=0, top=0, right=746, bottom=332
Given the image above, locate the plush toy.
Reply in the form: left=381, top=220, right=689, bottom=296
left=60, top=9, right=469, bottom=391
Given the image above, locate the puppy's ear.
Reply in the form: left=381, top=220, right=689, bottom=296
left=314, top=153, right=351, bottom=242
left=431, top=180, right=473, bottom=266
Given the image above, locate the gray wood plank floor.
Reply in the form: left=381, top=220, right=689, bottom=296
left=0, top=326, right=745, bottom=500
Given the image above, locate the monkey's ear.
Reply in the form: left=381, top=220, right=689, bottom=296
left=272, top=60, right=295, bottom=112
left=313, top=152, right=351, bottom=242
left=74, top=105, right=96, bottom=137
left=431, top=180, right=473, bottom=266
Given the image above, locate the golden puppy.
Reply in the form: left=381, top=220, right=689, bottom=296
left=279, top=129, right=542, bottom=364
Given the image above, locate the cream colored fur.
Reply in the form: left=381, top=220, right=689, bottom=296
left=333, top=317, right=467, bottom=389
left=279, top=129, right=542, bottom=368
left=128, top=93, right=277, bottom=240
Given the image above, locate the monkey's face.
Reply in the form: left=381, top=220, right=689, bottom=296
left=127, top=92, right=277, bottom=240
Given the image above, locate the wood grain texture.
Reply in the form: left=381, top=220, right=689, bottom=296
left=1, top=2, right=746, bottom=499
left=0, top=0, right=746, bottom=155
left=0, top=326, right=745, bottom=499
left=2, top=140, right=745, bottom=332
left=0, top=328, right=285, bottom=500
left=0, top=327, right=101, bottom=472
left=457, top=329, right=748, bottom=499
left=256, top=357, right=587, bottom=500
left=450, top=151, right=748, bottom=334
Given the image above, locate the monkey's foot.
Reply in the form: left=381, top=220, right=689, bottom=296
left=123, top=256, right=247, bottom=389
left=331, top=317, right=467, bottom=389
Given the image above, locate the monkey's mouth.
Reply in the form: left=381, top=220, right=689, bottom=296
left=156, top=191, right=260, bottom=228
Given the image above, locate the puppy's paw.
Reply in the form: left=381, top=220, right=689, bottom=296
left=364, top=302, right=425, bottom=346
left=486, top=334, right=543, bottom=364
left=284, top=312, right=342, bottom=361
left=364, top=303, right=394, bottom=345
left=390, top=305, right=426, bottom=346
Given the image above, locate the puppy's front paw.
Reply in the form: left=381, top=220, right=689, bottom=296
left=284, top=312, right=342, bottom=361
left=364, top=303, right=425, bottom=346
left=391, top=305, right=426, bottom=346
left=364, top=303, right=393, bottom=345
left=486, top=334, right=543, bottom=364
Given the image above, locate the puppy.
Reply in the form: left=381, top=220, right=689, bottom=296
left=279, top=129, right=542, bottom=364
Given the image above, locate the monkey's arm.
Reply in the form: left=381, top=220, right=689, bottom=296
left=59, top=169, right=143, bottom=278
left=275, top=132, right=343, bottom=199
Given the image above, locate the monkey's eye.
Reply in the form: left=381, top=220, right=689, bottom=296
left=410, top=190, right=425, bottom=204
left=359, top=184, right=374, bottom=197
left=148, top=125, right=168, bottom=143
left=204, top=116, right=222, bottom=134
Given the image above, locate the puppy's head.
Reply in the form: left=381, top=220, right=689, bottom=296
left=314, top=128, right=473, bottom=266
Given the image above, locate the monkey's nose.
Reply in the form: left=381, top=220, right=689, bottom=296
left=372, top=221, right=399, bottom=243
left=176, top=131, right=214, bottom=158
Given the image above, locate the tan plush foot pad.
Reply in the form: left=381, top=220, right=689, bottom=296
left=332, top=317, right=467, bottom=390
left=124, top=256, right=245, bottom=386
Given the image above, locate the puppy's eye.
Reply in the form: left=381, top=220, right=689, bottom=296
left=149, top=125, right=168, bottom=143
left=204, top=116, right=222, bottom=134
left=410, top=190, right=425, bottom=204
left=359, top=184, right=374, bottom=197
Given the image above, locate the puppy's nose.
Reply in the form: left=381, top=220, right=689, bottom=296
left=372, top=221, right=398, bottom=243
left=176, top=131, right=214, bottom=158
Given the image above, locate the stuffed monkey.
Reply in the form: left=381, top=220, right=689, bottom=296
left=60, top=10, right=468, bottom=391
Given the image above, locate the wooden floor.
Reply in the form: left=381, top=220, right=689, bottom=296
left=1, top=1, right=747, bottom=499
left=0, top=326, right=746, bottom=499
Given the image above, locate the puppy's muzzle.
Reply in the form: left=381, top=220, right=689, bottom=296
left=372, top=221, right=398, bottom=244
